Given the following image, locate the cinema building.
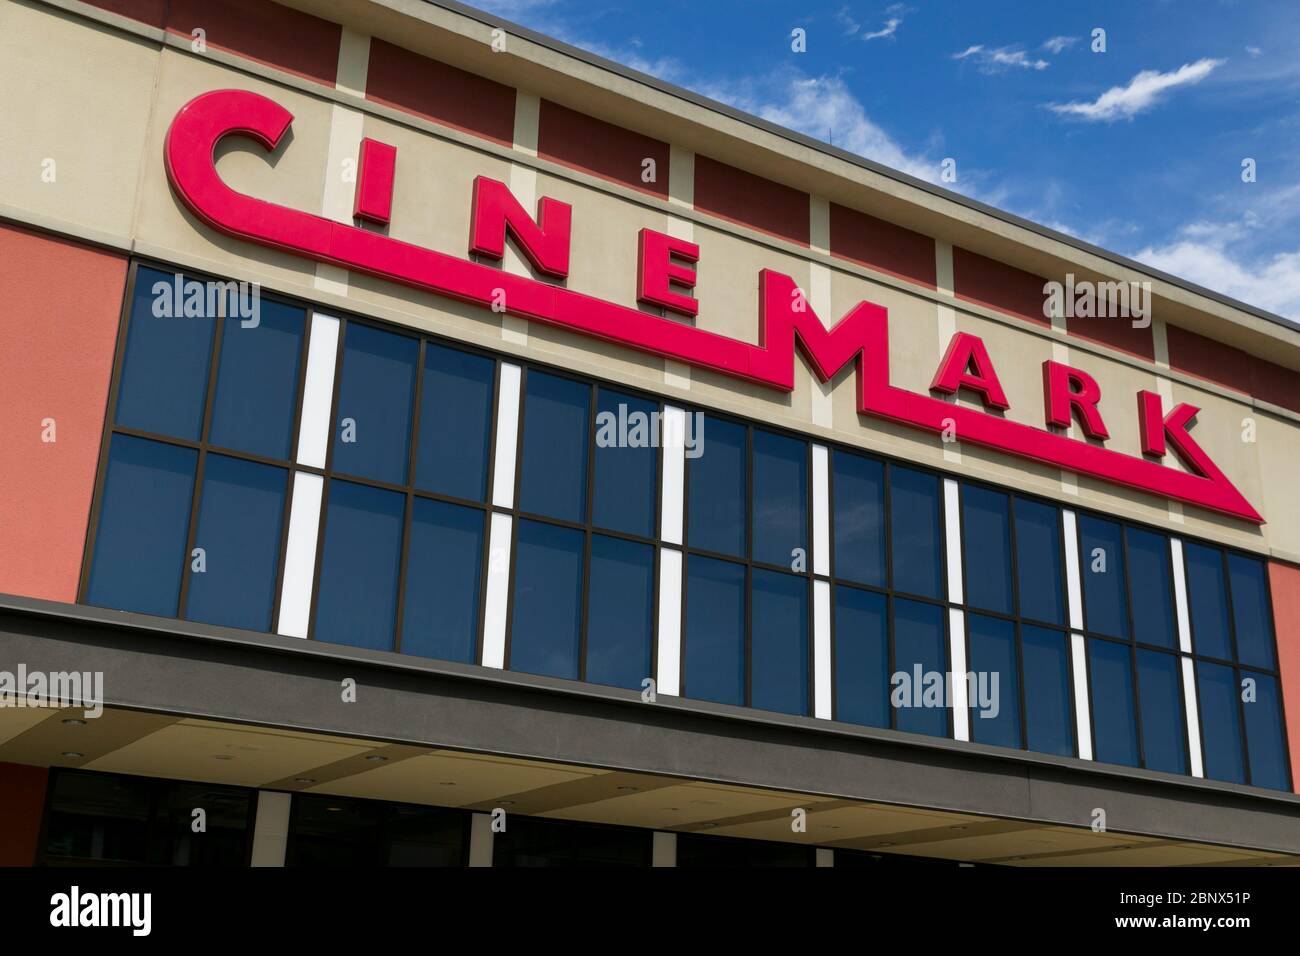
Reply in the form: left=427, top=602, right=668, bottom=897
left=2, top=0, right=1299, bottom=868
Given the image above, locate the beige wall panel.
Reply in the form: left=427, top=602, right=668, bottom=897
left=361, top=112, right=511, bottom=269
left=133, top=49, right=333, bottom=291
left=1245, top=409, right=1300, bottom=559
left=0, top=2, right=158, bottom=240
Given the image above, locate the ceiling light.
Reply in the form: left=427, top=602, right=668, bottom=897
left=61, top=718, right=86, bottom=727
left=365, top=755, right=387, bottom=762
left=60, top=751, right=83, bottom=759
left=294, top=778, right=315, bottom=784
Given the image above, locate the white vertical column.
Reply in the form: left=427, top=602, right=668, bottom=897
left=482, top=363, right=522, bottom=670
left=278, top=313, right=339, bottom=638
left=1062, top=509, right=1092, bottom=759
left=808, top=198, right=834, bottom=428
left=943, top=478, right=969, bottom=741
left=656, top=406, right=686, bottom=696
left=1170, top=538, right=1205, bottom=777
left=1048, top=298, right=1079, bottom=496
left=501, top=91, right=540, bottom=345
left=652, top=832, right=677, bottom=867
left=1152, top=320, right=1185, bottom=524
left=249, top=791, right=292, bottom=867
left=663, top=146, right=694, bottom=390
left=468, top=812, right=495, bottom=867
left=315, top=29, right=371, bottom=296
left=934, top=242, right=961, bottom=465
left=812, top=445, right=832, bottom=719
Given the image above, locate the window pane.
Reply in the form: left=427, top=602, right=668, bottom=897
left=1136, top=649, right=1187, bottom=775
left=185, top=455, right=287, bottom=632
left=208, top=301, right=304, bottom=459
left=115, top=268, right=216, bottom=440
left=585, top=535, right=654, bottom=690
left=1013, top=498, right=1064, bottom=625
left=1228, top=555, right=1275, bottom=669
left=493, top=816, right=650, bottom=867
left=751, top=570, right=808, bottom=716
left=751, top=430, right=807, bottom=567
left=832, top=450, right=886, bottom=587
left=892, top=598, right=947, bottom=738
left=1243, top=673, right=1288, bottom=790
left=684, top=556, right=745, bottom=706
left=1021, top=625, right=1074, bottom=757
left=677, top=833, right=812, bottom=868
left=87, top=434, right=196, bottom=617
left=315, top=481, right=404, bottom=651
left=687, top=416, right=746, bottom=557
left=1079, top=515, right=1127, bottom=638
left=1197, top=661, right=1245, bottom=784
left=508, top=520, right=584, bottom=680
left=833, top=586, right=889, bottom=728
left=961, top=485, right=1012, bottom=614
left=414, top=343, right=494, bottom=501
left=519, top=371, right=590, bottom=522
left=1088, top=639, right=1138, bottom=767
left=967, top=614, right=1020, bottom=749
left=1125, top=528, right=1176, bottom=649
left=1185, top=543, right=1231, bottom=659
left=889, top=467, right=942, bottom=599
left=331, top=324, right=418, bottom=484
left=400, top=498, right=484, bottom=664
left=592, top=390, right=658, bottom=537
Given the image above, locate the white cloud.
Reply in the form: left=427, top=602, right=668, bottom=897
left=953, top=45, right=1049, bottom=73
left=700, top=72, right=943, bottom=184
left=1042, top=36, right=1078, bottom=55
left=862, top=17, right=903, bottom=41
left=1134, top=240, right=1300, bottom=318
left=1246, top=46, right=1263, bottom=57
left=1049, top=58, right=1224, bottom=121
left=835, top=7, right=861, bottom=36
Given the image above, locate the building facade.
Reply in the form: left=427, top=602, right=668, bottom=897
left=1, top=0, right=1299, bottom=867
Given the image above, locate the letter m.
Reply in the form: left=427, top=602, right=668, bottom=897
left=469, top=175, right=571, bottom=279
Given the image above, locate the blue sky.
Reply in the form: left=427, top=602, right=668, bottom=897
left=469, top=0, right=1300, bottom=319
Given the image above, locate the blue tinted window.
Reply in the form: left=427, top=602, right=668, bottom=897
left=1197, top=661, right=1245, bottom=784
left=751, top=431, right=807, bottom=567
left=833, top=586, right=888, bottom=727
left=185, top=455, right=286, bottom=632
left=1088, top=639, right=1138, bottom=767
left=751, top=570, right=808, bottom=716
left=1228, top=555, right=1275, bottom=669
left=892, top=599, right=947, bottom=737
left=1014, top=498, right=1064, bottom=625
left=315, top=481, right=404, bottom=651
left=889, top=467, right=942, bottom=599
left=115, top=269, right=216, bottom=440
left=961, top=485, right=1012, bottom=614
left=331, top=324, right=418, bottom=484
left=87, top=435, right=196, bottom=616
left=592, top=390, right=657, bottom=537
left=1185, top=543, right=1231, bottom=659
left=208, top=302, right=304, bottom=459
left=1079, top=515, right=1127, bottom=638
left=684, top=556, right=745, bottom=706
left=687, top=416, right=746, bottom=557
left=1136, top=650, right=1187, bottom=775
left=967, top=614, right=1020, bottom=749
left=414, top=344, right=494, bottom=502
left=832, top=451, right=885, bottom=587
left=585, top=536, right=654, bottom=690
left=1021, top=625, right=1074, bottom=757
left=1243, top=673, right=1289, bottom=791
left=519, top=372, right=590, bottom=523
left=1125, top=528, right=1175, bottom=649
left=401, top=498, right=484, bottom=664
left=509, top=520, right=584, bottom=680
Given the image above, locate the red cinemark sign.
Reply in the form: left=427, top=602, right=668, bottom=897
left=164, top=90, right=1262, bottom=523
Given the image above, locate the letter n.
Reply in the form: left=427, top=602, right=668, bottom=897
left=469, top=175, right=571, bottom=278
